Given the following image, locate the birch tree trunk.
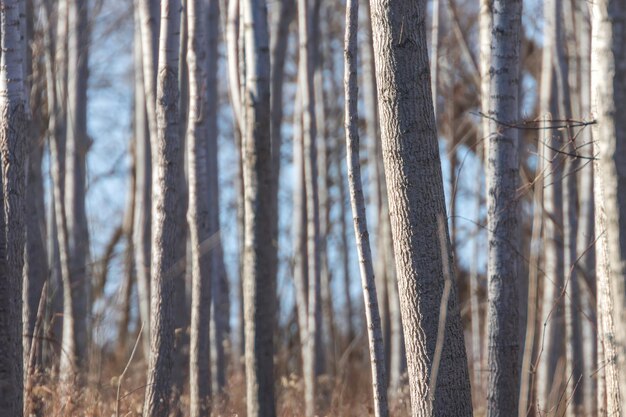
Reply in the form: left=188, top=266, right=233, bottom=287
left=591, top=0, right=626, bottom=413
left=132, top=2, right=153, bottom=358
left=143, top=1, right=182, bottom=415
left=0, top=0, right=27, bottom=414
left=64, top=0, right=90, bottom=378
left=572, top=2, right=596, bottom=414
left=368, top=0, right=473, bottom=415
left=241, top=0, right=277, bottom=415
left=296, top=0, right=321, bottom=414
left=344, top=0, right=388, bottom=413
left=485, top=2, right=523, bottom=415
left=186, top=0, right=212, bottom=413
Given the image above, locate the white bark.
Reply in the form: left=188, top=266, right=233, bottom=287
left=343, top=0, right=388, bottom=413
left=64, top=0, right=89, bottom=379
left=485, top=0, right=523, bottom=415
left=241, top=0, right=276, bottom=415
left=186, top=0, right=212, bottom=413
left=591, top=0, right=626, bottom=413
left=132, top=2, right=153, bottom=358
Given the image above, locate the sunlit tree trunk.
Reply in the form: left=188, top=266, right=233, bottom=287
left=143, top=1, right=182, bottom=415
left=186, top=0, right=213, bottom=413
left=241, top=0, right=277, bottom=415
left=369, top=0, right=473, bottom=415
left=485, top=1, right=523, bottom=415
left=343, top=0, right=388, bottom=413
left=591, top=0, right=626, bottom=413
left=572, top=2, right=596, bottom=414
left=64, top=0, right=90, bottom=380
left=132, top=2, right=153, bottom=358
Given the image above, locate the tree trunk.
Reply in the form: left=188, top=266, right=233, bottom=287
left=296, top=0, right=321, bottom=414
left=186, top=0, right=213, bottom=413
left=143, top=1, right=182, bottom=415
left=64, top=0, right=90, bottom=380
left=0, top=0, right=27, bottom=414
left=205, top=0, right=229, bottom=395
left=343, top=0, right=388, bottom=413
left=536, top=0, right=565, bottom=411
left=591, top=0, right=626, bottom=413
left=132, top=1, right=153, bottom=358
left=485, top=1, right=523, bottom=415
left=368, top=0, right=473, bottom=415
left=240, top=0, right=277, bottom=415
left=554, top=1, right=584, bottom=414
left=572, top=2, right=596, bottom=414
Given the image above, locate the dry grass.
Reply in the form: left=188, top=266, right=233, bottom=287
left=24, top=346, right=413, bottom=417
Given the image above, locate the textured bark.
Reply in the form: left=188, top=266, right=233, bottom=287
left=591, top=0, right=626, bottom=413
left=132, top=2, right=153, bottom=358
left=368, top=0, right=473, bottom=415
left=0, top=1, right=27, bottom=415
left=64, top=0, right=90, bottom=381
left=536, top=0, right=565, bottom=411
left=186, top=0, right=213, bottom=413
left=485, top=1, right=523, bottom=415
left=343, top=1, right=388, bottom=414
left=296, top=0, right=321, bottom=414
left=143, top=1, right=182, bottom=415
left=241, top=0, right=276, bottom=415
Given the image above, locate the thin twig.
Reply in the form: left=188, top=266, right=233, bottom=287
left=115, top=322, right=144, bottom=417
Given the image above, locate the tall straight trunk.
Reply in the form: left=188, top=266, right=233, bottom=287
left=591, top=0, right=626, bottom=413
left=485, top=0, right=522, bottom=415
left=240, top=0, right=276, bottom=416
left=269, top=0, right=294, bottom=360
left=368, top=0, right=473, bottom=415
left=64, top=0, right=90, bottom=378
left=292, top=84, right=310, bottom=374
left=572, top=2, right=596, bottom=414
left=132, top=2, right=153, bottom=358
left=296, top=0, right=321, bottom=414
left=186, top=0, right=213, bottom=413
left=225, top=0, right=247, bottom=363
left=143, top=1, right=182, bottom=415
left=554, top=1, right=584, bottom=414
left=312, top=0, right=334, bottom=371
left=360, top=0, right=386, bottom=361
left=23, top=65, right=47, bottom=377
left=343, top=0, right=388, bottom=413
left=430, top=0, right=440, bottom=117
left=0, top=0, right=27, bottom=414
left=117, top=152, right=136, bottom=355
left=205, top=0, right=228, bottom=394
left=137, top=0, right=160, bottom=142
left=536, top=0, right=565, bottom=411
